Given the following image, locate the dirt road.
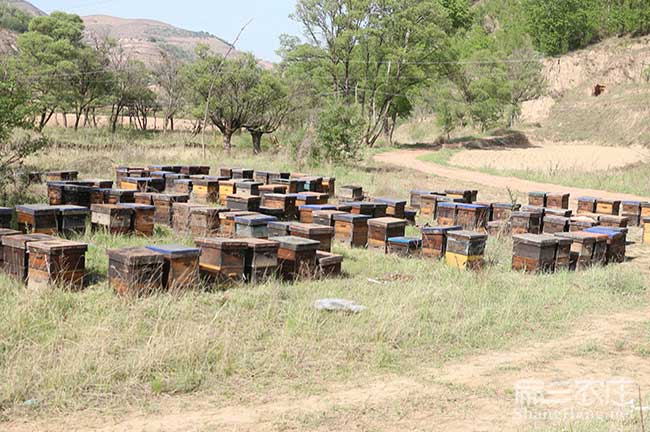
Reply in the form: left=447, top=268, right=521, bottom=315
left=374, top=149, right=650, bottom=201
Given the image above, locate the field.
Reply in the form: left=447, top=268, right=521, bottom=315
left=1, top=128, right=650, bottom=431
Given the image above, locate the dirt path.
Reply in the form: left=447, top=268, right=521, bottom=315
left=374, top=149, right=650, bottom=201
left=5, top=305, right=650, bottom=432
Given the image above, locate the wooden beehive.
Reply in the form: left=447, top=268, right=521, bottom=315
left=289, top=223, right=335, bottom=252
left=106, top=189, right=136, bottom=205
left=172, top=203, right=208, bottom=235
left=108, top=247, right=164, bottom=296
left=337, top=185, right=363, bottom=202
left=445, top=231, right=487, bottom=270
left=555, top=232, right=597, bottom=270
left=90, top=188, right=108, bottom=205
left=0, top=207, right=13, bottom=229
left=191, top=179, right=219, bottom=204
left=44, top=170, right=78, bottom=182
left=118, top=203, right=155, bottom=236
left=271, top=236, right=319, bottom=281
left=445, top=189, right=477, bottom=203
left=259, top=206, right=285, bottom=219
left=475, top=202, right=494, bottom=222
left=410, top=190, right=435, bottom=210
left=487, top=220, right=510, bottom=236
left=236, top=181, right=263, bottom=197
left=262, top=193, right=297, bottom=220
left=295, top=192, right=329, bottom=208
left=456, top=204, right=489, bottom=232
left=349, top=202, right=374, bottom=216
left=276, top=178, right=306, bottom=194
left=219, top=211, right=256, bottom=236
left=259, top=184, right=288, bottom=197
left=367, top=217, right=407, bottom=252
left=173, top=179, right=194, bottom=195
left=195, top=237, right=247, bottom=283
left=577, top=197, right=598, bottom=215
left=511, top=211, right=543, bottom=235
left=0, top=228, right=22, bottom=269
left=316, top=251, right=343, bottom=277
left=641, top=202, right=650, bottom=219
left=47, top=182, right=65, bottom=205
left=227, top=195, right=261, bottom=212
left=643, top=217, right=650, bottom=245
left=621, top=201, right=641, bottom=226
left=312, top=210, right=346, bottom=227
left=218, top=179, right=238, bottom=205
left=145, top=245, right=200, bottom=292
left=492, top=203, right=520, bottom=221
left=404, top=208, right=417, bottom=226
left=235, top=214, right=277, bottom=238
left=2, top=233, right=54, bottom=281
left=152, top=193, right=190, bottom=226
left=52, top=205, right=89, bottom=236
left=299, top=176, right=324, bottom=193
left=375, top=198, right=407, bottom=219
left=16, top=204, right=58, bottom=234
left=232, top=168, right=254, bottom=180
left=554, top=237, right=572, bottom=272
left=268, top=221, right=293, bottom=237
left=599, top=215, right=628, bottom=228
left=387, top=237, right=422, bottom=257
left=219, top=167, right=233, bottom=178
left=527, top=192, right=547, bottom=207
left=569, top=216, right=598, bottom=232
left=91, top=204, right=133, bottom=234
left=124, top=177, right=165, bottom=193
left=333, top=213, right=371, bottom=247
left=148, top=165, right=177, bottom=173
left=546, top=192, right=570, bottom=209
left=436, top=202, right=459, bottom=226
left=544, top=208, right=573, bottom=217
left=134, top=192, right=154, bottom=205
left=268, top=172, right=290, bottom=184
left=190, top=207, right=227, bottom=237
left=580, top=231, right=609, bottom=266
left=180, top=165, right=210, bottom=176
left=596, top=199, right=621, bottom=216
left=421, top=225, right=462, bottom=258
left=243, top=238, right=279, bottom=283
left=420, top=194, right=440, bottom=220
left=163, top=173, right=188, bottom=191
left=299, top=205, right=337, bottom=224
left=521, top=205, right=546, bottom=216
left=322, top=177, right=336, bottom=198
left=585, top=227, right=627, bottom=264
left=542, top=215, right=569, bottom=234
left=512, top=234, right=558, bottom=273
left=27, top=240, right=87, bottom=290
left=254, top=171, right=271, bottom=184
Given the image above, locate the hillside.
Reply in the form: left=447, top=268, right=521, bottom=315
left=82, top=15, right=237, bottom=65
left=1, top=0, right=44, bottom=16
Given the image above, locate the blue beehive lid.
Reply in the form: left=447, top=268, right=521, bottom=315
left=622, top=200, right=641, bottom=205
left=333, top=213, right=371, bottom=222
left=146, top=244, right=201, bottom=257
left=585, top=227, right=628, bottom=237
left=299, top=204, right=337, bottom=211
left=421, top=225, right=463, bottom=234
left=388, top=236, right=422, bottom=246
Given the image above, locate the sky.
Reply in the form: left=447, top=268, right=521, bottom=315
left=30, top=0, right=303, bottom=61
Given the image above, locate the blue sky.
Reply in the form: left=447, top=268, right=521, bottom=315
left=30, top=0, right=302, bottom=61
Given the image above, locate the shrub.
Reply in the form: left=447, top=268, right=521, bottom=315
left=315, top=100, right=365, bottom=164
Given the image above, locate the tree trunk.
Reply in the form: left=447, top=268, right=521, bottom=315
left=170, top=116, right=174, bottom=131
left=62, top=112, right=68, bottom=128
left=223, top=131, right=233, bottom=151
left=74, top=112, right=82, bottom=131
left=251, top=131, right=263, bottom=155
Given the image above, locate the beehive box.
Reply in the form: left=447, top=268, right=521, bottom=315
left=436, top=202, right=459, bottom=226
left=643, top=217, right=650, bottom=245
left=322, top=177, right=336, bottom=198
left=259, top=184, right=288, bottom=197
left=0, top=207, right=13, bottom=228
left=492, top=203, right=520, bottom=221
left=191, top=179, right=220, bottom=204
left=445, top=189, right=477, bottom=203
left=218, top=179, right=238, bottom=205
left=148, top=165, right=177, bottom=173
left=641, top=202, right=650, bottom=219
left=244, top=238, right=279, bottom=283
left=577, top=197, right=598, bottom=215
left=521, top=205, right=546, bottom=216
left=555, top=232, right=597, bottom=270
left=106, top=189, right=136, bottom=205
left=297, top=176, right=323, bottom=193
left=272, top=236, right=319, bottom=281
left=91, top=204, right=133, bottom=234
left=219, top=167, right=233, bottom=178
left=375, top=198, right=407, bottom=219
left=621, top=201, right=642, bottom=226
left=122, top=177, right=165, bottom=193
left=580, top=231, right=609, bottom=266
left=474, top=202, right=494, bottom=222
left=404, top=209, right=417, bottom=226
left=596, top=199, right=621, bottom=216
left=268, top=221, right=293, bottom=237
left=89, top=188, right=108, bottom=205
left=487, top=220, right=510, bottom=236
left=259, top=206, right=285, bottom=219
left=569, top=216, right=598, bottom=232
left=554, top=237, right=573, bottom=272
left=299, top=205, right=337, bottom=224
left=236, top=181, right=263, bottom=197
left=262, top=193, right=297, bottom=220
left=289, top=223, right=335, bottom=252
left=232, top=168, right=254, bottom=180
left=44, top=170, right=78, bottom=182
left=456, top=204, right=489, bottom=232
left=420, top=194, right=441, bottom=219
left=52, top=205, right=89, bottom=236
left=16, top=205, right=58, bottom=234
left=316, top=251, right=343, bottom=277
left=512, top=234, right=558, bottom=273
left=421, top=225, right=462, bottom=258
left=0, top=228, right=22, bottom=269
left=409, top=190, right=434, bottom=210
left=445, top=231, right=487, bottom=270
left=108, top=247, right=164, bottom=296
left=171, top=203, right=208, bottom=235
left=117, top=203, right=155, bottom=236
left=2, top=233, right=54, bottom=281
left=349, top=202, right=374, bottom=216
left=152, top=193, right=190, bottom=226
left=190, top=207, right=227, bottom=237
left=196, top=237, right=247, bottom=283
left=27, top=240, right=87, bottom=290
left=546, top=192, right=570, bottom=209
left=180, top=165, right=210, bottom=176
left=163, top=173, right=188, bottom=191
left=145, top=245, right=200, bottom=292
left=511, top=211, right=543, bottom=235
left=134, top=192, right=154, bottom=205
left=276, top=178, right=306, bottom=194
left=367, top=217, right=407, bottom=252
left=235, top=214, right=277, bottom=238
left=47, top=182, right=65, bottom=205
left=542, top=215, right=569, bottom=234
left=227, top=195, right=262, bottom=212
left=387, top=237, right=422, bottom=257
left=254, top=171, right=271, bottom=184
left=334, top=203, right=353, bottom=213
left=312, top=210, right=346, bottom=227
left=337, top=185, right=363, bottom=202
left=268, top=172, right=290, bottom=184
left=173, top=179, right=194, bottom=195
left=295, top=192, right=329, bottom=208
left=219, top=211, right=256, bottom=236
left=333, top=213, right=371, bottom=247
left=544, top=208, right=573, bottom=218
left=528, top=192, right=547, bottom=207
left=585, top=227, right=627, bottom=264
left=599, top=215, right=628, bottom=228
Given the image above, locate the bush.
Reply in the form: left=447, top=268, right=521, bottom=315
left=315, top=100, right=365, bottom=164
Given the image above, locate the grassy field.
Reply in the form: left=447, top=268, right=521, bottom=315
left=1, top=128, right=648, bottom=426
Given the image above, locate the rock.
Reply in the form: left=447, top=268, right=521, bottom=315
left=314, top=299, right=366, bottom=314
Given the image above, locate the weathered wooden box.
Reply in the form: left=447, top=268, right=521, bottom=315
left=599, top=215, right=628, bottom=228
left=554, top=237, right=573, bottom=272
left=2, top=233, right=54, bottom=282
left=555, top=232, right=598, bottom=270
left=121, top=177, right=165, bottom=193
left=172, top=203, right=208, bottom=235
left=0, top=228, right=20, bottom=269
left=333, top=213, right=371, bottom=247
left=577, top=197, right=598, bottom=215
left=542, top=215, right=569, bottom=234
left=569, top=216, right=598, bottom=232
left=295, top=192, right=329, bottom=208
left=445, top=231, right=487, bottom=270
left=232, top=168, right=254, bottom=180
left=180, top=165, right=210, bottom=176
left=190, top=207, right=227, bottom=237
left=546, top=192, right=570, bottom=209
left=118, top=203, right=155, bottom=236
left=595, top=199, right=621, bottom=216
left=52, top=205, right=89, bottom=236
left=254, top=171, right=271, bottom=184
left=163, top=173, right=188, bottom=191
left=219, top=211, right=256, bottom=236
left=235, top=214, right=277, bottom=238
left=375, top=198, right=407, bottom=219
left=268, top=221, right=293, bottom=237
left=196, top=237, right=247, bottom=283
left=152, top=193, right=190, bottom=226
left=227, top=195, right=261, bottom=212
left=236, top=181, right=263, bottom=197
left=421, top=225, right=462, bottom=258
left=492, top=203, right=520, bottom=221
left=47, top=182, right=65, bottom=205
left=644, top=217, right=650, bottom=245
left=173, top=179, right=194, bottom=195
left=91, top=204, right=133, bottom=234
left=259, top=184, right=288, bottom=197
left=512, top=234, right=557, bottom=273
left=456, top=204, right=489, bottom=232
left=316, top=251, right=343, bottom=277
left=387, top=237, right=422, bottom=257
left=367, top=217, right=407, bottom=252
left=16, top=204, right=58, bottom=234
left=445, top=189, right=477, bottom=203
left=27, top=240, right=87, bottom=290
left=511, top=211, right=543, bottom=235
left=45, top=170, right=78, bottom=182
left=410, top=190, right=434, bottom=210
left=145, top=245, right=200, bottom=292
left=312, top=210, right=346, bottom=227
left=621, top=201, right=641, bottom=226
left=262, top=193, right=297, bottom=220
left=436, top=202, right=459, bottom=226
left=322, top=177, right=336, bottom=198
left=106, top=189, right=136, bottom=204
left=0, top=207, right=13, bottom=229
left=276, top=178, right=306, bottom=194
left=337, top=185, right=363, bottom=202
left=580, top=231, right=609, bottom=266
left=134, top=192, right=154, bottom=205
left=289, top=223, right=335, bottom=252
left=272, top=236, right=319, bottom=281
left=420, top=194, right=441, bottom=220
left=487, top=220, right=510, bottom=236
left=191, top=179, right=220, bottom=204
left=349, top=202, right=374, bottom=217
left=243, top=238, right=279, bottom=283
left=299, top=204, right=337, bottom=224
left=585, top=227, right=627, bottom=264
left=218, top=179, right=238, bottom=205
left=528, top=192, right=547, bottom=207
left=108, top=247, right=164, bottom=296
left=219, top=167, right=233, bottom=178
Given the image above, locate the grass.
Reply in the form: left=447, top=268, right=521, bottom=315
left=0, top=127, right=648, bottom=422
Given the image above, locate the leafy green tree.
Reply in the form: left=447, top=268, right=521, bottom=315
left=245, top=70, right=291, bottom=154
left=315, top=98, right=365, bottom=163
left=153, top=50, right=186, bottom=132
left=0, top=4, right=31, bottom=33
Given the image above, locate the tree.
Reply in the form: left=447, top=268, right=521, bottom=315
left=315, top=99, right=365, bottom=163
left=0, top=4, right=32, bottom=33
left=245, top=70, right=291, bottom=154
left=153, top=50, right=186, bottom=132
